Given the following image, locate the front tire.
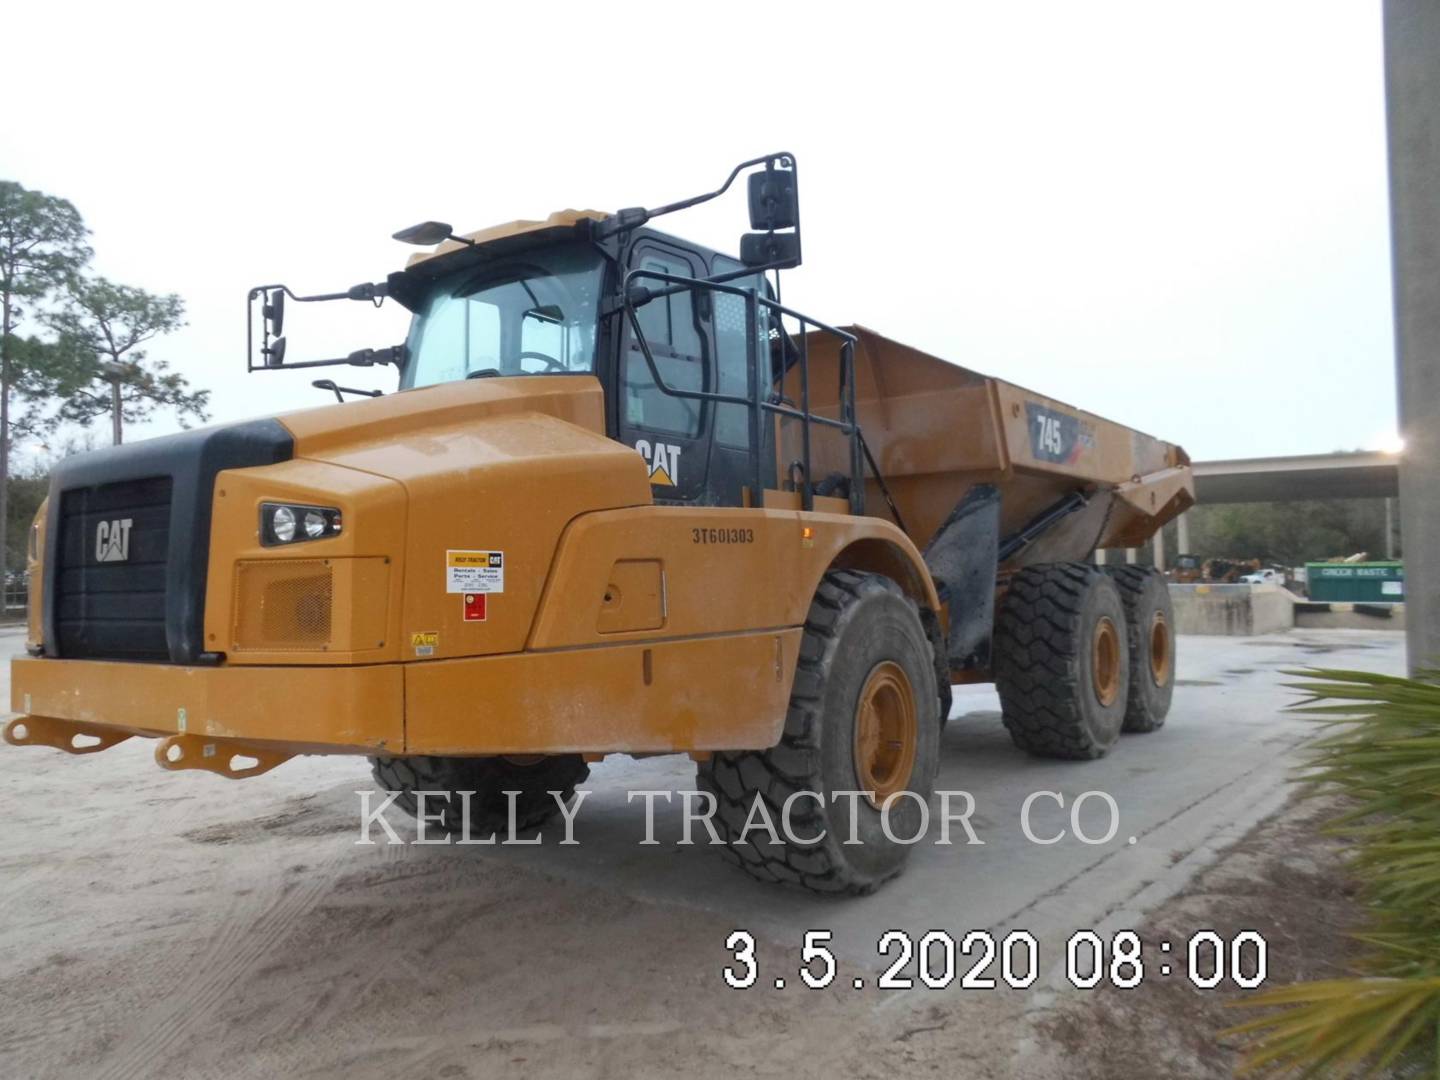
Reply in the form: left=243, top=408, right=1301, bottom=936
left=368, top=754, right=590, bottom=837
left=698, top=570, right=942, bottom=895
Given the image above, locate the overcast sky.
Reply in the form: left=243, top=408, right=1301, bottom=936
left=4, top=0, right=1395, bottom=462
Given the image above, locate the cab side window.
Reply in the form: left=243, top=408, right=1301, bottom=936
left=710, top=257, right=771, bottom=450
left=624, top=254, right=705, bottom=437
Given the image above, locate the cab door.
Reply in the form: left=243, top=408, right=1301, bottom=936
left=618, top=241, right=712, bottom=503
left=704, top=256, right=778, bottom=506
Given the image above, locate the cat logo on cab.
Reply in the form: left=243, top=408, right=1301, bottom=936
left=634, top=439, right=682, bottom=487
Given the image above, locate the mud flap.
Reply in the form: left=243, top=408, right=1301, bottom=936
left=922, top=484, right=1000, bottom=672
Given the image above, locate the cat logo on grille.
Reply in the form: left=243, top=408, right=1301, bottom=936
left=95, top=518, right=133, bottom=563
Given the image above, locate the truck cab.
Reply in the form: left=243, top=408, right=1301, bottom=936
left=390, top=218, right=788, bottom=508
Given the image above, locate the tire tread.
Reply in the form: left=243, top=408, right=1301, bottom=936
left=697, top=570, right=938, bottom=896
left=994, top=562, right=1122, bottom=760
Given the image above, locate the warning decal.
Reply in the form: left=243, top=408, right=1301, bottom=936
left=411, top=630, right=439, bottom=657
left=446, top=550, right=504, bottom=595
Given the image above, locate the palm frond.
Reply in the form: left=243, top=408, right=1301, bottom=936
left=1234, top=667, right=1440, bottom=1075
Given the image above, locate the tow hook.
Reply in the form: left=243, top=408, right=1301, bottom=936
left=3, top=715, right=132, bottom=755
left=154, top=734, right=293, bottom=780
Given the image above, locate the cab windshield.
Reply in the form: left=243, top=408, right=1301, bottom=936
left=400, top=244, right=606, bottom=389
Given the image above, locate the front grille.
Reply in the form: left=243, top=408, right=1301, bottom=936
left=232, top=560, right=333, bottom=650
left=54, top=477, right=173, bottom=660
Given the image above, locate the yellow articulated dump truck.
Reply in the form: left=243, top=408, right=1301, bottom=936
left=5, top=155, right=1192, bottom=894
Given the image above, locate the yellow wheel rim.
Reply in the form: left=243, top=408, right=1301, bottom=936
left=1149, top=611, right=1172, bottom=686
left=854, top=661, right=918, bottom=809
left=1092, top=616, right=1122, bottom=707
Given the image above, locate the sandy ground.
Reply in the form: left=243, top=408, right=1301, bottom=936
left=0, top=746, right=1026, bottom=1080
left=1035, top=794, right=1363, bottom=1078
left=0, top=627, right=1401, bottom=1079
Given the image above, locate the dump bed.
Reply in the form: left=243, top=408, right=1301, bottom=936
left=788, top=326, right=1194, bottom=567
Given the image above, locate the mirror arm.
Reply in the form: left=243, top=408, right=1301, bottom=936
left=246, top=281, right=392, bottom=373
left=249, top=281, right=388, bottom=305
left=255, top=356, right=369, bottom=372
left=646, top=152, right=794, bottom=219
left=594, top=152, right=795, bottom=239
left=345, top=345, right=405, bottom=368
left=252, top=345, right=405, bottom=373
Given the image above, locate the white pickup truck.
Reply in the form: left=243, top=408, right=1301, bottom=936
left=1239, top=568, right=1286, bottom=586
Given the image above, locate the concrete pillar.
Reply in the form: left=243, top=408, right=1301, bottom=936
left=1125, top=548, right=1137, bottom=565
left=1153, top=526, right=1167, bottom=571
left=1385, top=0, right=1440, bottom=671
left=1176, top=512, right=1191, bottom=555
left=1385, top=497, right=1396, bottom=560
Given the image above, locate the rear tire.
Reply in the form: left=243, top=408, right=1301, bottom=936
left=368, top=754, right=590, bottom=837
left=697, top=570, right=941, bottom=895
left=921, top=609, right=955, bottom=728
left=994, top=562, right=1130, bottom=760
left=1103, top=565, right=1176, bottom=732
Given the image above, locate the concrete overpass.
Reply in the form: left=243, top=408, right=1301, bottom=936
left=1192, top=450, right=1400, bottom=504
left=1113, top=449, right=1402, bottom=568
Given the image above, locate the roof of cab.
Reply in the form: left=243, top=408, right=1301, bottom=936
left=403, top=209, right=611, bottom=269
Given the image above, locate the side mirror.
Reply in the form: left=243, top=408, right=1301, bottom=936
left=392, top=221, right=458, bottom=246
left=263, top=336, right=287, bottom=368
left=740, top=232, right=801, bottom=270
left=748, top=168, right=798, bottom=231
left=263, top=290, right=285, bottom=337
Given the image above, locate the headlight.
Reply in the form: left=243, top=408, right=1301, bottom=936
left=261, top=502, right=342, bottom=546
left=272, top=506, right=296, bottom=543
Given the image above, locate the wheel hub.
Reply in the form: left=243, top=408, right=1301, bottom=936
left=1148, top=611, right=1172, bottom=686
left=853, top=660, right=918, bottom=809
left=1092, top=616, right=1122, bottom=707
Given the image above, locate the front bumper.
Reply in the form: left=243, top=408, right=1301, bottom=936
left=6, top=627, right=801, bottom=775
left=11, top=655, right=404, bottom=750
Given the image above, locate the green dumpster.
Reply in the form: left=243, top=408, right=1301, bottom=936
left=1305, top=561, right=1405, bottom=603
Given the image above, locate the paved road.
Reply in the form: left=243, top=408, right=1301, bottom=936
left=0, top=625, right=1402, bottom=977
left=487, top=628, right=1404, bottom=966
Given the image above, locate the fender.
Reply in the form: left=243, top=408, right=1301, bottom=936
left=527, top=506, right=939, bottom=650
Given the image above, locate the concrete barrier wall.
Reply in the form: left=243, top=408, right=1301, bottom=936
left=1294, top=602, right=1407, bottom=631
left=1169, top=583, right=1295, bottom=636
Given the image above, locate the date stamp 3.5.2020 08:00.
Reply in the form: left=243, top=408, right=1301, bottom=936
left=722, top=928, right=1269, bottom=992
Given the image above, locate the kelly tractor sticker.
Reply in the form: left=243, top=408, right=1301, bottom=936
left=1024, top=402, right=1095, bottom=466
left=634, top=439, right=682, bottom=487
left=446, top=550, right=505, bottom=594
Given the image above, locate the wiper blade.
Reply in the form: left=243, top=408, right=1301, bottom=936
left=465, top=368, right=503, bottom=379
left=312, top=379, right=383, bottom=403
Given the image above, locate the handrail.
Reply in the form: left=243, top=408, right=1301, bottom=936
left=621, top=267, right=864, bottom=515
